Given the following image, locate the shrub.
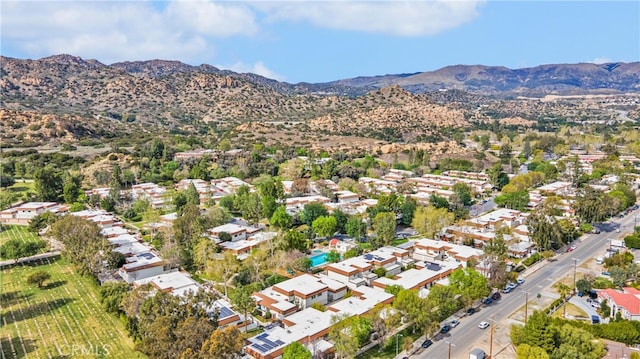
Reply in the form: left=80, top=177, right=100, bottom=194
left=523, top=253, right=542, bottom=266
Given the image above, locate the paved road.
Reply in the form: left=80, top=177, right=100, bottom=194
left=410, top=210, right=639, bottom=359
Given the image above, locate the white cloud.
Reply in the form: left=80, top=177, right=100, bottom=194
left=0, top=0, right=257, bottom=63
left=220, top=61, right=285, bottom=81
left=254, top=0, right=485, bottom=36
left=591, top=57, right=612, bottom=64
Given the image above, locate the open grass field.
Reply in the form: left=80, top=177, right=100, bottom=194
left=0, top=226, right=44, bottom=247
left=0, top=258, right=145, bottom=359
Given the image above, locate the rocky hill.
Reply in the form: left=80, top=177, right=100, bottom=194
left=1, top=54, right=639, bottom=151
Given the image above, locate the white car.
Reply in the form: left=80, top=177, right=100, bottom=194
left=478, top=321, right=490, bottom=329
left=517, top=278, right=525, bottom=285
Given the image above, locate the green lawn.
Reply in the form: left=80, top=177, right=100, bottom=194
left=0, top=225, right=44, bottom=247
left=0, top=258, right=145, bottom=359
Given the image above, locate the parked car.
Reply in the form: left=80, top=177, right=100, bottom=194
left=421, top=339, right=433, bottom=348
left=449, top=319, right=460, bottom=328
left=491, top=292, right=501, bottom=301
left=466, top=307, right=476, bottom=315
left=478, top=321, right=490, bottom=329
left=592, top=228, right=601, bottom=234
left=502, top=287, right=512, bottom=294
left=566, top=245, right=576, bottom=252
left=517, top=278, right=525, bottom=285
left=440, top=324, right=452, bottom=334
left=482, top=297, right=493, bottom=305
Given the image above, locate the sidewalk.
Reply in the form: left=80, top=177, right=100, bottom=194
left=0, top=250, right=61, bottom=268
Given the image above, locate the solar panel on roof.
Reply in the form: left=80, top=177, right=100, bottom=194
left=218, top=306, right=234, bottom=318
left=364, top=254, right=373, bottom=260
left=275, top=340, right=284, bottom=346
left=257, top=333, right=268, bottom=339
left=262, top=337, right=278, bottom=347
left=251, top=343, right=267, bottom=353
left=262, top=343, right=273, bottom=350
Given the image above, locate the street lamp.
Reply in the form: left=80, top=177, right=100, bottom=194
left=396, top=333, right=403, bottom=357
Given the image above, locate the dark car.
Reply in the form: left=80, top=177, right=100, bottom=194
left=440, top=324, right=451, bottom=334
left=421, top=339, right=433, bottom=348
left=491, top=292, right=501, bottom=301
left=482, top=297, right=493, bottom=305
left=466, top=307, right=476, bottom=315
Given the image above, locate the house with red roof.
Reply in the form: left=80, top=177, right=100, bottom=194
left=598, top=287, right=640, bottom=321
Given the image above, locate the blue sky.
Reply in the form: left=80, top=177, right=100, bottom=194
left=1, top=1, right=638, bottom=83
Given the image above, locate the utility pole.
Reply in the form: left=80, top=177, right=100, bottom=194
left=572, top=258, right=579, bottom=293
left=489, top=317, right=495, bottom=359
left=523, top=290, right=531, bottom=324
left=446, top=340, right=455, bottom=359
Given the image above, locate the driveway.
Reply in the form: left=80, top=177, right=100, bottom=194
left=569, top=296, right=607, bottom=323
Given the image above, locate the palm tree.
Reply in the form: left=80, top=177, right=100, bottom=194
left=555, top=282, right=572, bottom=317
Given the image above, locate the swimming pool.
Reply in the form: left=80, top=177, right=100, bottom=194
left=309, top=252, right=329, bottom=267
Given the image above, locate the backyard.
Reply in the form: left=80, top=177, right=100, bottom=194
left=0, top=257, right=144, bottom=359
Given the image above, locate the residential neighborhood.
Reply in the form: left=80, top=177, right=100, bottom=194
left=3, top=146, right=640, bottom=359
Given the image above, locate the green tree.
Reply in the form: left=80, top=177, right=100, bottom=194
left=400, top=197, right=417, bottom=225
left=0, top=175, right=15, bottom=188
left=230, top=285, right=256, bottom=332
left=487, top=163, right=509, bottom=190
left=199, top=326, right=243, bottom=359
left=27, top=270, right=51, bottom=288
left=367, top=303, right=401, bottom=352
left=0, top=238, right=45, bottom=261
left=300, top=202, right=329, bottom=226
left=270, top=205, right=292, bottom=230
left=429, top=194, right=449, bottom=209
left=494, top=190, right=530, bottom=211
left=28, top=212, right=56, bottom=233
left=554, top=282, right=572, bottom=317
left=452, top=182, right=473, bottom=206
left=449, top=268, right=490, bottom=308
left=345, top=215, right=366, bottom=240
left=62, top=172, right=82, bottom=204
left=372, top=211, right=396, bottom=248
left=526, top=204, right=564, bottom=251
left=282, top=341, right=312, bottom=359
left=394, top=289, right=434, bottom=335
left=34, top=166, right=63, bottom=201
left=576, top=278, right=592, bottom=295
left=280, top=230, right=309, bottom=252
left=411, top=206, right=454, bottom=239
left=99, top=281, right=130, bottom=313
left=326, top=250, right=341, bottom=263
left=426, top=284, right=461, bottom=321
left=574, top=187, right=612, bottom=224
left=312, top=215, right=337, bottom=238
left=329, top=315, right=368, bottom=358
left=261, top=195, right=277, bottom=219
left=332, top=209, right=349, bottom=233
left=51, top=214, right=110, bottom=276
left=516, top=344, right=549, bottom=359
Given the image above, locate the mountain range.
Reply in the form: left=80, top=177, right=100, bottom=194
left=1, top=54, right=639, bottom=150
